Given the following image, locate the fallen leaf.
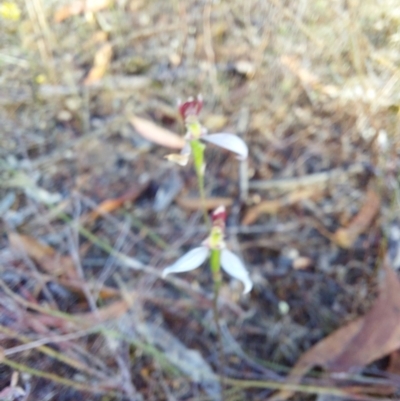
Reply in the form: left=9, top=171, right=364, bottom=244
left=242, top=188, right=322, bottom=225
left=85, top=182, right=149, bottom=222
left=176, top=197, right=233, bottom=211
left=269, top=259, right=400, bottom=400
left=78, top=298, right=134, bottom=326
left=84, top=42, right=113, bottom=85
left=329, top=263, right=400, bottom=371
left=8, top=233, right=122, bottom=300
left=387, top=349, right=400, bottom=375
left=130, top=116, right=185, bottom=149
left=54, top=0, right=112, bottom=22
left=333, top=189, right=380, bottom=248
left=242, top=200, right=281, bottom=225
left=57, top=277, right=119, bottom=300
left=8, top=233, right=78, bottom=279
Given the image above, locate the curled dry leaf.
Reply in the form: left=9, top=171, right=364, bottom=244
left=269, top=259, right=400, bottom=401
left=54, top=0, right=113, bottom=22
left=130, top=116, right=185, bottom=149
left=84, top=42, right=113, bottom=85
left=333, top=189, right=380, bottom=248
left=176, top=196, right=233, bottom=211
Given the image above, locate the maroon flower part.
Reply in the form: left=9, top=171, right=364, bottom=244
left=178, top=95, right=203, bottom=120
left=212, top=205, right=227, bottom=229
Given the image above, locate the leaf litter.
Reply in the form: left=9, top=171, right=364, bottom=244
left=1, top=0, right=400, bottom=399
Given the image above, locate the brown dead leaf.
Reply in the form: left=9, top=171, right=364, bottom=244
left=130, top=116, right=185, bottom=149
left=54, top=0, right=112, bottom=22
left=176, top=197, right=233, bottom=211
left=242, top=200, right=281, bottom=225
left=242, top=188, right=323, bottom=225
left=329, top=262, right=400, bottom=371
left=85, top=182, right=149, bottom=223
left=8, top=233, right=120, bottom=300
left=57, top=277, right=119, bottom=300
left=84, top=42, right=113, bottom=85
left=78, top=300, right=129, bottom=326
left=269, top=259, right=400, bottom=400
left=8, top=233, right=78, bottom=279
left=333, top=189, right=380, bottom=248
left=387, top=349, right=400, bottom=375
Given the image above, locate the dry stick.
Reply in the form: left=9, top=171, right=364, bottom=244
left=248, top=163, right=365, bottom=191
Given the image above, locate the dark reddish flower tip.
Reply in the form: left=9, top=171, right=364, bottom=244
left=178, top=95, right=203, bottom=120
left=212, top=205, right=227, bottom=225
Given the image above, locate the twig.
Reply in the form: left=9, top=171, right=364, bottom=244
left=248, top=163, right=365, bottom=191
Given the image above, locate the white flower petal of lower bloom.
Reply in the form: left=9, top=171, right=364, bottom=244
left=162, top=246, right=209, bottom=277
left=202, top=133, right=248, bottom=160
left=220, top=249, right=252, bottom=294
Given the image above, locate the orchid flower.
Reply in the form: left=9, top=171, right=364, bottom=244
left=165, top=95, right=248, bottom=166
left=162, top=206, right=253, bottom=294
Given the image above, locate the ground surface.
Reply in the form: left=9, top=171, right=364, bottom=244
left=0, top=0, right=400, bottom=400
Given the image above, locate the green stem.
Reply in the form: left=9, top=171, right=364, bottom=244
left=190, top=140, right=210, bottom=227
left=210, top=249, right=225, bottom=400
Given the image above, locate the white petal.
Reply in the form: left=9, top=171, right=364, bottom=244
left=202, top=133, right=248, bottom=160
left=162, top=247, right=209, bottom=277
left=220, top=249, right=252, bottom=294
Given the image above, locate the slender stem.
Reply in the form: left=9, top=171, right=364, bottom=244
left=210, top=249, right=225, bottom=400
left=192, top=138, right=223, bottom=397
left=190, top=140, right=210, bottom=227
